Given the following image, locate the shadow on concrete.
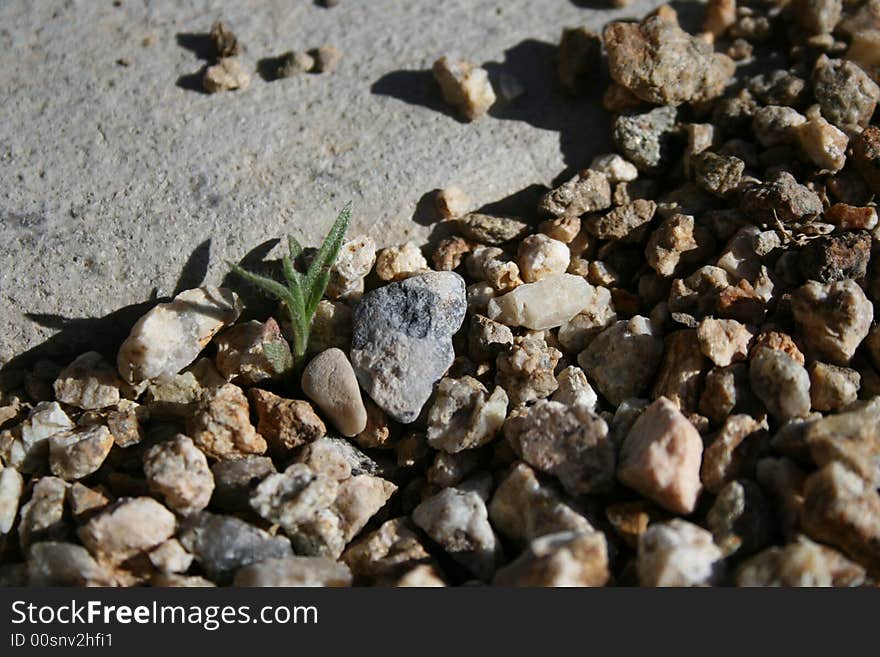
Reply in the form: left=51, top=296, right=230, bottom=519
left=2, top=239, right=214, bottom=388
left=370, top=69, right=466, bottom=122
left=175, top=65, right=210, bottom=93
left=474, top=183, right=550, bottom=218
left=174, top=239, right=212, bottom=297
left=257, top=56, right=283, bottom=82
left=176, top=32, right=215, bottom=61
left=175, top=32, right=216, bottom=93
left=411, top=189, right=443, bottom=227
left=484, top=38, right=614, bottom=172
left=220, top=238, right=285, bottom=323
left=371, top=39, right=615, bottom=172
left=568, top=0, right=617, bottom=8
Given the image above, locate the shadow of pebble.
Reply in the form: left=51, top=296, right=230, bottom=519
left=176, top=32, right=215, bottom=61
left=370, top=69, right=465, bottom=122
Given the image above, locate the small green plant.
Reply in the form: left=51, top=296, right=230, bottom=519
left=229, top=203, right=352, bottom=365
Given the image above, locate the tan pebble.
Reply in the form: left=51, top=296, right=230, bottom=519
left=302, top=348, right=367, bottom=437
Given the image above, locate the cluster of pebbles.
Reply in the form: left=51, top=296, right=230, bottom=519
left=4, top=0, right=880, bottom=587
left=200, top=20, right=341, bottom=93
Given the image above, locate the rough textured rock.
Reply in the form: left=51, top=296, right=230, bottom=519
left=250, top=462, right=395, bottom=559
left=803, top=397, right=880, bottom=487
left=701, top=414, right=767, bottom=493
left=808, top=362, right=860, bottom=411
left=468, top=315, right=514, bottom=363
left=249, top=389, right=326, bottom=454
left=143, top=434, right=214, bottom=515
left=587, top=199, right=657, bottom=241
left=351, top=272, right=467, bottom=423
left=78, top=497, right=176, bottom=566
left=737, top=536, right=866, bottom=587
left=797, top=232, right=871, bottom=284
left=210, top=456, right=276, bottom=513
left=117, top=287, right=242, bottom=384
left=302, top=348, right=367, bottom=437
left=178, top=512, right=293, bottom=583
left=148, top=539, right=193, bottom=574
left=517, top=235, right=571, bottom=282
left=793, top=114, right=848, bottom=172
left=557, top=287, right=617, bottom=354
left=67, top=482, right=109, bottom=520
left=0, top=467, right=24, bottom=534
left=505, top=401, right=615, bottom=496
left=48, top=425, right=115, bottom=481
left=427, top=376, right=507, bottom=453
left=706, top=479, right=775, bottom=557
left=692, top=152, right=744, bottom=198
left=214, top=318, right=292, bottom=385
left=106, top=400, right=147, bottom=448
left=18, top=401, right=74, bottom=473
left=26, top=542, right=115, bottom=586
left=493, top=530, right=609, bottom=587
left=612, top=106, right=678, bottom=173
left=432, top=55, right=496, bottom=121
left=487, top=274, right=595, bottom=331
left=852, top=126, right=880, bottom=194
left=495, top=333, right=562, bottom=405
left=697, top=318, right=752, bottom=367
left=749, top=347, right=811, bottom=422
left=637, top=519, right=724, bottom=586
left=341, top=517, right=438, bottom=583
left=800, top=463, right=880, bottom=576
left=812, top=55, right=880, bottom=132
left=233, top=556, right=352, bottom=587
left=457, top=214, right=531, bottom=246
left=551, top=366, right=598, bottom=410
left=203, top=58, right=250, bottom=92
left=739, top=172, right=823, bottom=225
left=651, top=329, right=707, bottom=412
left=375, top=242, right=429, bottom=281
left=618, top=397, right=703, bottom=514
left=187, top=383, right=266, bottom=460
left=413, top=487, right=500, bottom=580
left=17, top=477, right=68, bottom=550
left=791, top=280, right=872, bottom=365
left=578, top=316, right=664, bottom=406
left=604, top=16, right=734, bottom=105
left=53, top=352, right=122, bottom=410
left=467, top=246, right=523, bottom=292
left=538, top=169, right=611, bottom=217
left=645, top=214, right=699, bottom=278
left=489, top=462, right=594, bottom=546
left=327, top=236, right=377, bottom=301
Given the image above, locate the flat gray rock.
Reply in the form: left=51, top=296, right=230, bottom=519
left=351, top=271, right=466, bottom=423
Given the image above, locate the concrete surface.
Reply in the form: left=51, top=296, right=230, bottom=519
left=0, top=0, right=668, bottom=374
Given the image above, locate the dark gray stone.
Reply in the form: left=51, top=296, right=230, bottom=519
left=351, top=272, right=467, bottom=423
left=612, top=106, right=678, bottom=173
left=210, top=456, right=276, bottom=512
left=178, top=512, right=292, bottom=583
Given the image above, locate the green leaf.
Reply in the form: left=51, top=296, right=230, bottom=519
left=228, top=262, right=293, bottom=303
left=303, top=203, right=351, bottom=312
left=288, top=236, right=303, bottom=262
left=226, top=202, right=351, bottom=367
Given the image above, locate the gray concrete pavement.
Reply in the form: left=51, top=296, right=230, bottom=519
left=0, top=0, right=666, bottom=373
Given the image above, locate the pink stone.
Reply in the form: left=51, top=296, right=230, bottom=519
left=617, top=397, right=704, bottom=514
